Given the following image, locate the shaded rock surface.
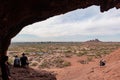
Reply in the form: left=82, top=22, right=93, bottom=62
left=0, top=66, right=56, bottom=80
left=10, top=67, right=56, bottom=80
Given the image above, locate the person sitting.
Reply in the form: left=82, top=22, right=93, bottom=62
left=13, top=55, right=20, bottom=67
left=100, top=59, right=106, bottom=66
left=20, top=53, right=29, bottom=68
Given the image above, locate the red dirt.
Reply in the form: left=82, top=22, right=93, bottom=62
left=48, top=48, right=120, bottom=80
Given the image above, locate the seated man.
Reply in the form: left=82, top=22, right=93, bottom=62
left=20, top=53, right=29, bottom=67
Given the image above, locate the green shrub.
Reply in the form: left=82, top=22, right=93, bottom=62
left=65, top=50, right=72, bottom=53
left=8, top=58, right=13, bottom=64
left=39, top=62, right=50, bottom=68
left=62, top=61, right=71, bottom=67
left=95, top=53, right=102, bottom=58
left=53, top=58, right=71, bottom=68
left=76, top=51, right=87, bottom=56
left=30, top=62, right=38, bottom=67
left=64, top=53, right=72, bottom=58
left=87, top=56, right=93, bottom=62
left=53, top=58, right=64, bottom=64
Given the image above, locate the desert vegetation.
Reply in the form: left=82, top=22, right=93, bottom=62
left=8, top=41, right=120, bottom=68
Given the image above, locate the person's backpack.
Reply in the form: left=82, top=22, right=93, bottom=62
left=14, top=58, right=20, bottom=67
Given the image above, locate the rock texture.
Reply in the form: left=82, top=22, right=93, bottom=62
left=0, top=67, right=57, bottom=80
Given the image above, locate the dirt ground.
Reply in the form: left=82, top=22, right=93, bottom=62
left=46, top=48, right=120, bottom=80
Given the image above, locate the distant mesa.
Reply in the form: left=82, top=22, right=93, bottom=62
left=85, top=39, right=101, bottom=43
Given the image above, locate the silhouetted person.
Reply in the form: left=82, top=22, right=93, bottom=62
left=1, top=56, right=11, bottom=80
left=14, top=55, right=20, bottom=67
left=100, top=59, right=106, bottom=66
left=20, top=53, right=29, bottom=68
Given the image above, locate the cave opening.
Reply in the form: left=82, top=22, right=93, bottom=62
left=0, top=0, right=120, bottom=80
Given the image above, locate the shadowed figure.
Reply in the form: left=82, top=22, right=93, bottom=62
left=100, top=59, right=106, bottom=66
left=13, top=55, right=20, bottom=67
left=1, top=56, right=11, bottom=80
left=20, top=53, right=29, bottom=68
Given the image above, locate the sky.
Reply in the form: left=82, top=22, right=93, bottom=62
left=12, top=6, right=120, bottom=42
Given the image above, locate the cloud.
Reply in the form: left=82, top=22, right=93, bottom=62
left=12, top=6, right=120, bottom=42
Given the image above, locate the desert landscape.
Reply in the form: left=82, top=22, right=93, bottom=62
left=2, top=40, right=120, bottom=80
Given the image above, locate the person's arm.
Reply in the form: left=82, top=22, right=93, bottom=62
left=26, top=56, right=29, bottom=65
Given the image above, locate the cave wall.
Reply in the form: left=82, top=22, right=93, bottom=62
left=0, top=0, right=120, bottom=55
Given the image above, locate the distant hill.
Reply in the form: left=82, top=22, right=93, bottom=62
left=85, top=39, right=102, bottom=43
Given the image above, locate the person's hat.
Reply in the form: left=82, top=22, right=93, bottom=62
left=22, top=53, right=25, bottom=55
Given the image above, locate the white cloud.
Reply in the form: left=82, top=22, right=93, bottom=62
left=13, top=6, right=120, bottom=41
